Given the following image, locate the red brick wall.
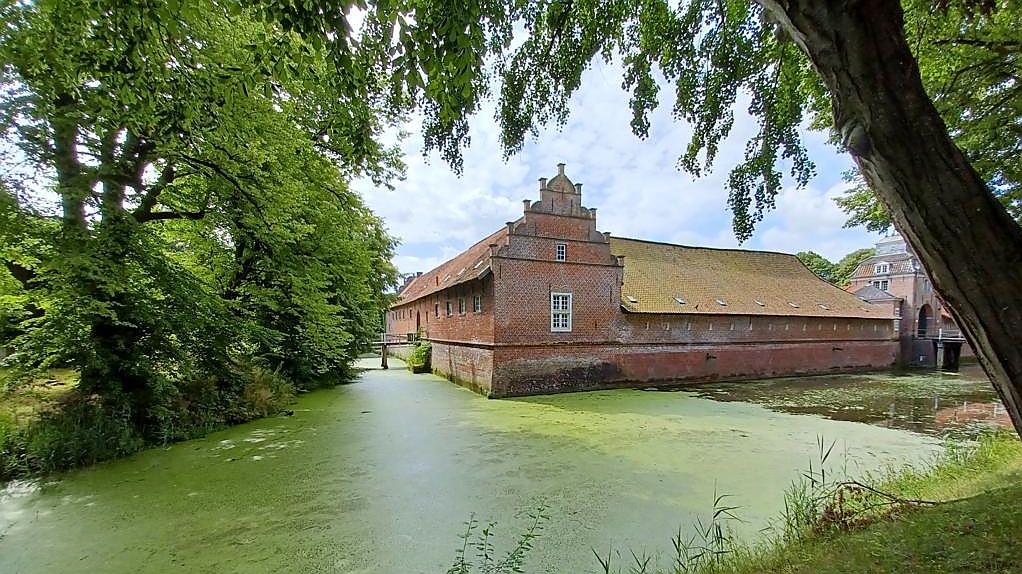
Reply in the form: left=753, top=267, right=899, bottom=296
left=490, top=339, right=898, bottom=397
left=388, top=276, right=496, bottom=345
left=430, top=341, right=494, bottom=394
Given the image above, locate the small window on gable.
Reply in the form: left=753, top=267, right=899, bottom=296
left=556, top=243, right=566, bottom=262
left=874, top=262, right=890, bottom=274
left=472, top=294, right=482, bottom=313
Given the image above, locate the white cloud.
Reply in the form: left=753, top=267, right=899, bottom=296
left=753, top=182, right=879, bottom=260
left=355, top=60, right=881, bottom=274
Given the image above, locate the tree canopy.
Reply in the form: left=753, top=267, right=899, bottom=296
left=797, top=248, right=876, bottom=288
left=0, top=0, right=398, bottom=439
left=834, top=0, right=1022, bottom=232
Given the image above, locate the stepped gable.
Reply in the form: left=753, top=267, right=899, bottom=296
left=397, top=227, right=509, bottom=302
left=611, top=237, right=891, bottom=319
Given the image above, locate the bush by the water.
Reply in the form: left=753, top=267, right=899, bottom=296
left=0, top=361, right=296, bottom=480
left=408, top=341, right=432, bottom=374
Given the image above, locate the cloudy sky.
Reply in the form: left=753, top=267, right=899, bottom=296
left=352, top=62, right=881, bottom=277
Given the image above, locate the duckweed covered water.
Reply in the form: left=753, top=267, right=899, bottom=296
left=0, top=360, right=999, bottom=573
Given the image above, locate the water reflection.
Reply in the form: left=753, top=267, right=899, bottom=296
left=662, top=364, right=1009, bottom=438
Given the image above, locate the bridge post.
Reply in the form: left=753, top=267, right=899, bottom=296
left=940, top=341, right=962, bottom=371
left=381, top=339, right=388, bottom=369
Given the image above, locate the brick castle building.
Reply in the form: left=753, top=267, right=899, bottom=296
left=848, top=234, right=969, bottom=367
left=387, top=165, right=898, bottom=397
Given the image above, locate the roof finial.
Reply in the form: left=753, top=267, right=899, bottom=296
left=557, top=162, right=566, bottom=175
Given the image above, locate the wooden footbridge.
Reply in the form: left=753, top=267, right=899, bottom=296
left=371, top=333, right=417, bottom=369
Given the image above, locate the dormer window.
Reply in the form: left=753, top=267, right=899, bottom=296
left=874, top=262, right=890, bottom=274
left=556, top=243, right=566, bottom=261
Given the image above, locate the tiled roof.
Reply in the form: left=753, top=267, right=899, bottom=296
left=610, top=238, right=892, bottom=319
left=396, top=227, right=508, bottom=303
left=853, top=285, right=899, bottom=301
left=852, top=253, right=916, bottom=277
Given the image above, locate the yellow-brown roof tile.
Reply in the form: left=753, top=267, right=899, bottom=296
left=610, top=238, right=892, bottom=319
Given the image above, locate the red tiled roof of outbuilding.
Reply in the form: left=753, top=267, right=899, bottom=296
left=396, top=227, right=509, bottom=303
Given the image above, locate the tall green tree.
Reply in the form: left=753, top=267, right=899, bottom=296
left=0, top=0, right=398, bottom=433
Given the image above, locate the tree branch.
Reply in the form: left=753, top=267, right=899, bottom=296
left=3, top=260, right=35, bottom=287
left=134, top=209, right=206, bottom=222
left=131, top=162, right=177, bottom=220
left=933, top=37, right=1022, bottom=52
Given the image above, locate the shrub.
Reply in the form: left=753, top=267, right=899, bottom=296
left=408, top=340, right=432, bottom=374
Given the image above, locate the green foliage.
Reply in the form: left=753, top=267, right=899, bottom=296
left=796, top=249, right=873, bottom=288
left=0, top=0, right=398, bottom=447
left=489, top=1, right=819, bottom=241
left=0, top=399, right=142, bottom=479
left=408, top=340, right=432, bottom=374
left=446, top=508, right=549, bottom=574
left=833, top=2, right=1022, bottom=231
left=832, top=248, right=875, bottom=288
left=795, top=252, right=835, bottom=284
left=0, top=359, right=295, bottom=479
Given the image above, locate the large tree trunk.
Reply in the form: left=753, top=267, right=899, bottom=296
left=758, top=0, right=1022, bottom=437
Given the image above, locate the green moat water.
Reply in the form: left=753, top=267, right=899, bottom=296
left=0, top=360, right=1004, bottom=573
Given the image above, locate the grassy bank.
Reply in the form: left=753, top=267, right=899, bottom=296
left=448, top=432, right=1022, bottom=574
left=0, top=365, right=296, bottom=481
left=599, top=431, right=1022, bottom=574
left=718, top=431, right=1022, bottom=574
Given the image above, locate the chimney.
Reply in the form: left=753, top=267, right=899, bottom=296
left=590, top=207, right=597, bottom=220
left=506, top=221, right=515, bottom=234
left=557, top=162, right=566, bottom=175
left=574, top=182, right=583, bottom=194
left=539, top=177, right=547, bottom=190
left=489, top=243, right=499, bottom=255
left=523, top=199, right=531, bottom=212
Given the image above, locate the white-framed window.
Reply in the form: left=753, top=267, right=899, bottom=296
left=550, top=292, right=572, bottom=332
left=458, top=297, right=466, bottom=314
left=874, top=262, right=890, bottom=274
left=556, top=243, right=566, bottom=261
left=472, top=294, right=482, bottom=313
left=872, top=280, right=890, bottom=291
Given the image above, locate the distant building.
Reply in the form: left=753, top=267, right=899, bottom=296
left=387, top=164, right=898, bottom=397
left=848, top=234, right=969, bottom=366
